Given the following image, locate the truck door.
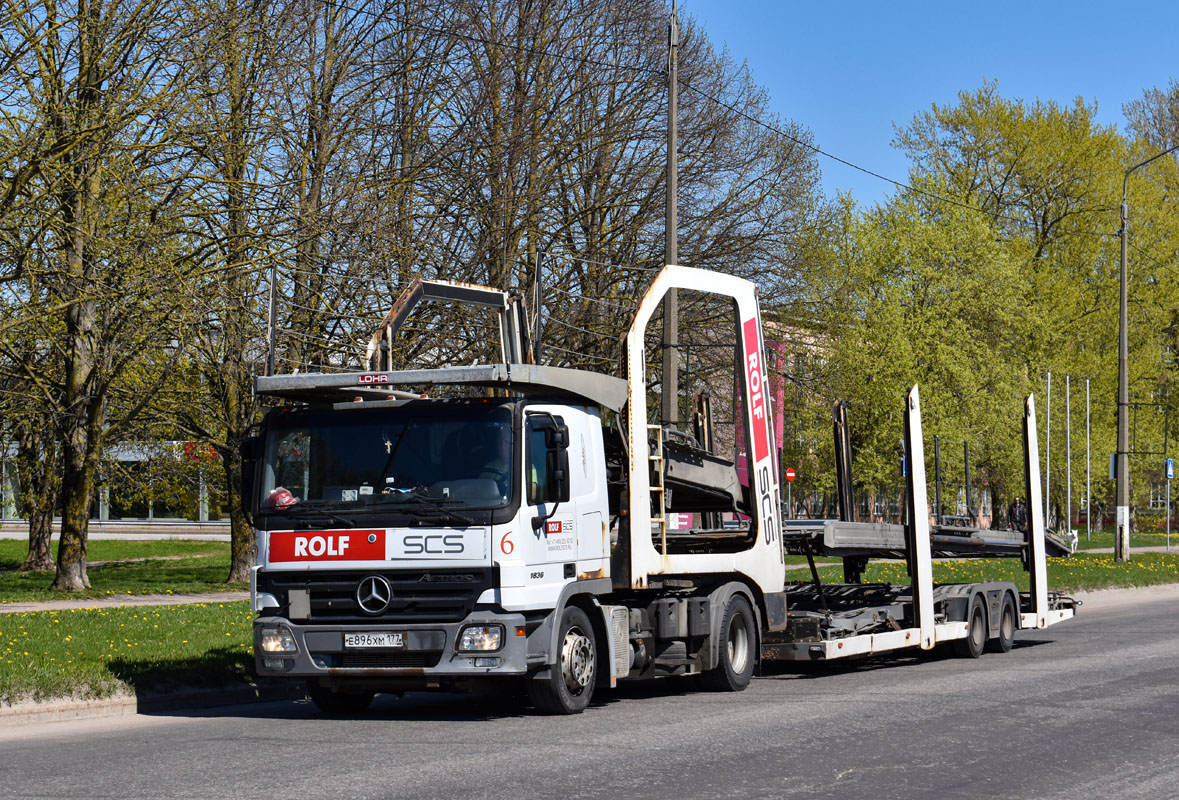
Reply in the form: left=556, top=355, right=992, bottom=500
left=524, top=406, right=608, bottom=573
left=525, top=412, right=577, bottom=565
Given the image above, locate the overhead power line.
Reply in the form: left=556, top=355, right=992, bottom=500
left=678, top=79, right=1114, bottom=240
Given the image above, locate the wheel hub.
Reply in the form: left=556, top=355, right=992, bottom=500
left=560, top=625, right=594, bottom=694
left=727, top=612, right=750, bottom=674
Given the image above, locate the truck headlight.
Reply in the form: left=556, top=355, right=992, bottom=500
left=458, top=624, right=503, bottom=652
left=259, top=625, right=298, bottom=654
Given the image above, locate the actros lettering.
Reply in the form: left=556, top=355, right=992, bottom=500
left=403, top=533, right=465, bottom=554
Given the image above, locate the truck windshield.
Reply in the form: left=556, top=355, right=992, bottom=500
left=260, top=403, right=514, bottom=513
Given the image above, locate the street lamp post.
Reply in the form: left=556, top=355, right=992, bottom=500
left=1116, top=142, right=1179, bottom=563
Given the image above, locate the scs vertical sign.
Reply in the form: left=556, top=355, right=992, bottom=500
left=742, top=318, right=771, bottom=462
left=742, top=317, right=780, bottom=552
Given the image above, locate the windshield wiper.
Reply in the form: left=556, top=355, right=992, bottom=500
left=398, top=490, right=478, bottom=526
left=257, top=505, right=356, bottom=529
left=411, top=506, right=476, bottom=527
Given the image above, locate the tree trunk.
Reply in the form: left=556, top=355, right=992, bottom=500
left=21, top=511, right=56, bottom=572
left=223, top=436, right=255, bottom=583
left=16, top=422, right=58, bottom=571
left=52, top=438, right=95, bottom=591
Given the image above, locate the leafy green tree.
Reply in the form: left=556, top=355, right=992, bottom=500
left=823, top=186, right=1034, bottom=509
left=1, top=0, right=205, bottom=590
left=879, top=82, right=1138, bottom=517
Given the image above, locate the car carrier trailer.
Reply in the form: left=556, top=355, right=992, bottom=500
left=245, top=265, right=1076, bottom=714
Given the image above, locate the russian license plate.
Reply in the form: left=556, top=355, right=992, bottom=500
left=343, top=631, right=405, bottom=649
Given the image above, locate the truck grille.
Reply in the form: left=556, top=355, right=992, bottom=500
left=338, top=652, right=442, bottom=669
left=261, top=568, right=495, bottom=624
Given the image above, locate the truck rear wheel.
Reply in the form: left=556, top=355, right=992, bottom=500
left=953, top=596, right=987, bottom=659
left=527, top=605, right=596, bottom=714
left=701, top=594, right=755, bottom=691
left=986, top=594, right=1016, bottom=654
left=306, top=681, right=375, bottom=714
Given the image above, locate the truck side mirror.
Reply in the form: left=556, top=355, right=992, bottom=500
left=529, top=414, right=571, bottom=530
left=240, top=426, right=264, bottom=522
left=536, top=417, right=570, bottom=503
left=544, top=425, right=568, bottom=449
left=548, top=444, right=570, bottom=504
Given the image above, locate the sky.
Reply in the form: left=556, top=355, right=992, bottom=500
left=685, top=0, right=1179, bottom=207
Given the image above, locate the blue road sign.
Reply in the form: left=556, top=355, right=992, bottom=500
left=1167, top=458, right=1174, bottom=481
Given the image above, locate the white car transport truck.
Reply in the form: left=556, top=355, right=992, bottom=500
left=245, top=266, right=1076, bottom=714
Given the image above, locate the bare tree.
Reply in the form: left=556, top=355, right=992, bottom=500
left=172, top=0, right=292, bottom=581
left=1, top=0, right=204, bottom=590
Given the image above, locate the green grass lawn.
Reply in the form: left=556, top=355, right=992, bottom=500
left=0, top=540, right=244, bottom=603
left=1, top=601, right=254, bottom=705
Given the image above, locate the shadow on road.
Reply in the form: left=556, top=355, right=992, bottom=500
left=107, top=637, right=1061, bottom=721
left=128, top=670, right=707, bottom=722
left=104, top=647, right=278, bottom=715
left=107, top=646, right=254, bottom=693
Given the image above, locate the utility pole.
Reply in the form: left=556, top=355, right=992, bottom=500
left=1117, top=143, right=1179, bottom=562
left=1046, top=371, right=1051, bottom=528
left=1066, top=374, right=1071, bottom=538
left=1086, top=378, right=1091, bottom=542
left=661, top=0, right=680, bottom=426
left=533, top=252, right=544, bottom=364
left=267, top=262, right=278, bottom=376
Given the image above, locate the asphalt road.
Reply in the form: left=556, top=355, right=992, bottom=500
left=2, top=588, right=1177, bottom=800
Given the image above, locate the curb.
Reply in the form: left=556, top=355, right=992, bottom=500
left=0, top=681, right=304, bottom=726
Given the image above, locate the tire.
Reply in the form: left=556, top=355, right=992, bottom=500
left=527, top=605, right=596, bottom=714
left=986, top=594, right=1016, bottom=654
left=700, top=594, right=756, bottom=691
left=953, top=596, right=987, bottom=659
left=307, top=681, right=375, bottom=714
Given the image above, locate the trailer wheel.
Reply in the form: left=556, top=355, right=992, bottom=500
left=527, top=605, right=596, bottom=714
left=306, top=681, right=375, bottom=714
left=701, top=594, right=756, bottom=691
left=953, top=596, right=987, bottom=659
left=986, top=594, right=1016, bottom=654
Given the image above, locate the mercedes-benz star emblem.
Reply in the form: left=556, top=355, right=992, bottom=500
left=356, top=575, right=393, bottom=615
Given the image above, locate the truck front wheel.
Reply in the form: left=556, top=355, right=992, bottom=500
left=701, top=594, right=756, bottom=692
left=527, top=606, right=596, bottom=714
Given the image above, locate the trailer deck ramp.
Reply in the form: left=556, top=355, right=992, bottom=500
left=782, top=519, right=1075, bottom=560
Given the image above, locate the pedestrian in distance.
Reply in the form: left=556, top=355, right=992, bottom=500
left=1009, top=496, right=1027, bottom=533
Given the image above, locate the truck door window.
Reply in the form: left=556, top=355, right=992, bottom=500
left=526, top=418, right=550, bottom=505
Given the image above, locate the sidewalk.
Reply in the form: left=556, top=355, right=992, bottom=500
left=1082, top=545, right=1176, bottom=554
left=0, top=519, right=231, bottom=542
left=0, top=591, right=249, bottom=614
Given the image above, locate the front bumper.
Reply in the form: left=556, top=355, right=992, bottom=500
left=253, top=609, right=529, bottom=682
